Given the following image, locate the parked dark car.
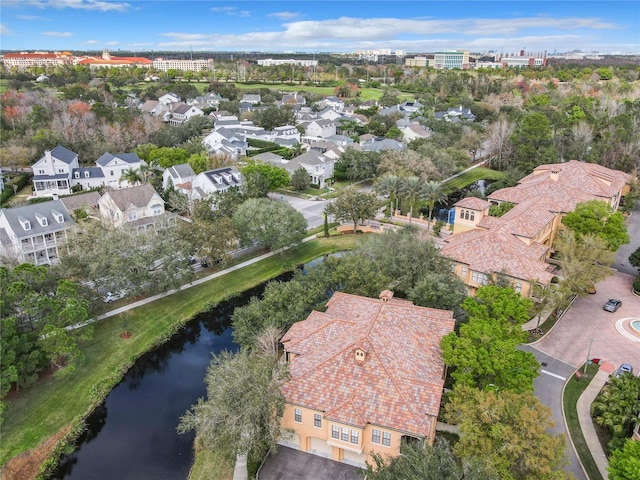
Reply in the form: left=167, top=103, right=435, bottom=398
left=603, top=299, right=622, bottom=312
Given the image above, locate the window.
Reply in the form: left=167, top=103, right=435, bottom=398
left=350, top=430, right=359, bottom=444
left=58, top=168, right=64, bottom=173
left=331, top=425, right=339, bottom=439
left=128, top=210, right=137, bottom=221
left=341, top=427, right=349, bottom=442
left=450, top=264, right=456, bottom=273
left=470, top=212, right=475, bottom=221
left=461, top=266, right=467, bottom=277
left=294, top=408, right=302, bottom=423
left=74, top=172, right=80, bottom=179
left=110, top=170, right=114, bottom=176
left=314, top=414, right=322, bottom=428
left=382, top=432, right=391, bottom=447
left=515, top=282, right=522, bottom=293
left=472, top=271, right=488, bottom=285
left=151, top=204, right=163, bottom=216
left=459, top=209, right=464, bottom=219
left=372, top=429, right=381, bottom=444
left=39, top=169, right=45, bottom=174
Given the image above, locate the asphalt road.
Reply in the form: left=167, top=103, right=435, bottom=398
left=268, top=192, right=331, bottom=229
left=520, top=345, right=586, bottom=480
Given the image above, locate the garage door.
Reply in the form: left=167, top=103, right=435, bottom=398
left=278, top=432, right=300, bottom=450
left=309, top=437, right=333, bottom=459
left=342, top=449, right=366, bottom=468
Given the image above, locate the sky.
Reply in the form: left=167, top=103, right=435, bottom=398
left=0, top=0, right=638, bottom=55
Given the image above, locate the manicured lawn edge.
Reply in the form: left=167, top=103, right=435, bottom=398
left=562, top=363, right=604, bottom=480
left=0, top=235, right=360, bottom=477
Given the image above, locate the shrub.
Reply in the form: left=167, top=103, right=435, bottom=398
left=633, top=277, right=640, bottom=294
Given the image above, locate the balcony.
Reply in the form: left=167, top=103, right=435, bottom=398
left=20, top=239, right=61, bottom=253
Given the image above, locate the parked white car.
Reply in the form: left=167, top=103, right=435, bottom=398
left=103, top=290, right=126, bottom=303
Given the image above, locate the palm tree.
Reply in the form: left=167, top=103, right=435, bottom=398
left=423, top=181, right=447, bottom=232
left=399, top=176, right=425, bottom=224
left=374, top=174, right=402, bottom=217
left=119, top=168, right=142, bottom=187
left=592, top=374, right=640, bottom=437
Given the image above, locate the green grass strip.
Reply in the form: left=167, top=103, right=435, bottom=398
left=1, top=235, right=360, bottom=468
left=441, top=167, right=505, bottom=194
left=562, top=363, right=604, bottom=480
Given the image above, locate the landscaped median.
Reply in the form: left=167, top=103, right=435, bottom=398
left=0, top=234, right=360, bottom=479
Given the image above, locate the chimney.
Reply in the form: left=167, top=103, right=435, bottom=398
left=520, top=49, right=525, bottom=56
left=550, top=168, right=560, bottom=182
left=379, top=290, right=394, bottom=303
left=45, top=150, right=52, bottom=163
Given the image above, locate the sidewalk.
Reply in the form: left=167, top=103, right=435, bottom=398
left=576, top=362, right=615, bottom=480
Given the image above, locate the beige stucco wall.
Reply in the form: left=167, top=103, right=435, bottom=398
left=280, top=403, right=431, bottom=468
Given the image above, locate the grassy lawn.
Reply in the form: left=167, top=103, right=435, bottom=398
left=441, top=167, right=505, bottom=194
left=563, top=363, right=604, bottom=480
left=0, top=235, right=361, bottom=472
left=188, top=443, right=234, bottom=480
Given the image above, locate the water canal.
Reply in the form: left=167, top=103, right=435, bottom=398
left=51, top=275, right=292, bottom=480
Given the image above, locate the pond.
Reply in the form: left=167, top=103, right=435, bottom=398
left=51, top=274, right=292, bottom=480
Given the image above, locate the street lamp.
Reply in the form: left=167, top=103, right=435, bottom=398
left=583, top=338, right=593, bottom=374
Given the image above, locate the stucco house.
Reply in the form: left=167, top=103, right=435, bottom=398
left=279, top=290, right=455, bottom=468
left=0, top=199, right=76, bottom=265
left=442, top=160, right=632, bottom=297
left=97, top=184, right=175, bottom=233
left=31, top=146, right=79, bottom=197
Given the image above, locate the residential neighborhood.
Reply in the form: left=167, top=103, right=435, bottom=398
left=1, top=11, right=640, bottom=479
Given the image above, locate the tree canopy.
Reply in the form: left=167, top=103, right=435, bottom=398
left=445, top=386, right=570, bottom=480
left=562, top=200, right=629, bottom=252
left=324, top=187, right=379, bottom=232
left=608, top=439, right=640, bottom=480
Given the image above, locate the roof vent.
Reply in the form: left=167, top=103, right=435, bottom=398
left=355, top=349, right=366, bottom=363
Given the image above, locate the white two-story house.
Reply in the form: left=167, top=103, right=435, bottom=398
left=32, top=146, right=79, bottom=197
left=0, top=199, right=76, bottom=265
left=95, top=152, right=144, bottom=190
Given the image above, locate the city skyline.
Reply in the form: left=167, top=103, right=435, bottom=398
left=0, top=1, right=638, bottom=55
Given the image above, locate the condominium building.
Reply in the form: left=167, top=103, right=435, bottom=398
left=433, top=51, right=470, bottom=70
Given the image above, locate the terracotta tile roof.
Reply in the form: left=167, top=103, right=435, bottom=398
left=281, top=292, right=454, bottom=438
left=441, top=223, right=554, bottom=285
left=454, top=197, right=490, bottom=210
left=490, top=160, right=631, bottom=212
left=499, top=196, right=556, bottom=239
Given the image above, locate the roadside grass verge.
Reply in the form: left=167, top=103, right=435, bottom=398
left=441, top=168, right=505, bottom=194
left=0, top=235, right=361, bottom=471
left=563, top=363, right=604, bottom=480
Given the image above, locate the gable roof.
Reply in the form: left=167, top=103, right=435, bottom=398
left=37, top=145, right=78, bottom=165
left=454, top=197, right=490, bottom=210
left=60, top=192, right=101, bottom=212
left=95, top=152, right=142, bottom=167
left=166, top=163, right=196, bottom=180
left=199, top=167, right=242, bottom=191
left=281, top=291, right=454, bottom=437
left=101, top=184, right=160, bottom=211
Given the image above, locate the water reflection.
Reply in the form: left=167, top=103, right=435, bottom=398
left=51, top=274, right=292, bottom=480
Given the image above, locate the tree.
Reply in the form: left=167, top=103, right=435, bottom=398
left=233, top=198, right=306, bottom=250
left=592, top=374, right=640, bottom=445
left=374, top=174, right=402, bottom=216
left=188, top=217, right=238, bottom=267
left=240, top=161, right=290, bottom=194
left=446, top=386, right=570, bottom=480
left=336, top=147, right=381, bottom=180
left=177, top=345, right=288, bottom=464
left=324, top=187, right=378, bottom=232
left=399, top=176, right=425, bottom=223
left=441, top=286, right=538, bottom=393
left=119, top=167, right=142, bottom=187
left=555, top=231, right=615, bottom=296
left=290, top=167, right=310, bottom=191
left=562, top=200, right=629, bottom=251
left=422, top=181, right=446, bottom=232
left=629, top=245, right=640, bottom=273
left=365, top=438, right=499, bottom=480
left=608, top=439, right=640, bottom=480
left=511, top=112, right=557, bottom=171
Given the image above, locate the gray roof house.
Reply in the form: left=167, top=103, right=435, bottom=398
left=241, top=94, right=261, bottom=105
left=360, top=137, right=406, bottom=152
left=31, top=145, right=79, bottom=197
left=285, top=150, right=335, bottom=188
left=0, top=199, right=76, bottom=265
left=191, top=167, right=243, bottom=201
left=162, top=163, right=197, bottom=191
left=95, top=152, right=144, bottom=189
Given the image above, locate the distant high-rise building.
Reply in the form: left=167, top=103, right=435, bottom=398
left=433, top=51, right=470, bottom=70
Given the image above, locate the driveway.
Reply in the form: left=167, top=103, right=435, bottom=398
left=268, top=192, right=330, bottom=229
left=534, top=272, right=640, bottom=373
left=258, top=446, right=363, bottom=480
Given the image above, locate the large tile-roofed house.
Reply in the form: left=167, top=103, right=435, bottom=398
left=0, top=199, right=76, bottom=265
left=444, top=160, right=632, bottom=297
left=279, top=290, right=454, bottom=468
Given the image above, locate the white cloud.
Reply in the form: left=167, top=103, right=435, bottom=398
left=4, top=0, right=130, bottom=12
left=17, top=15, right=46, bottom=20
left=211, top=6, right=250, bottom=17
left=86, top=39, right=99, bottom=44
left=0, top=23, right=10, bottom=35
left=42, top=30, right=72, bottom=37
left=268, top=11, right=302, bottom=21
left=106, top=41, right=119, bottom=45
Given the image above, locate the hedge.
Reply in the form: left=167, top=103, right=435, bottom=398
left=0, top=173, right=30, bottom=206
